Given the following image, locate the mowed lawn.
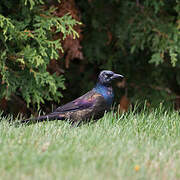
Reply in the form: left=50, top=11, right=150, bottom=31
left=0, top=108, right=180, bottom=180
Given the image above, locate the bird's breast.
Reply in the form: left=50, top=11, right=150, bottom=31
left=103, top=90, right=114, bottom=106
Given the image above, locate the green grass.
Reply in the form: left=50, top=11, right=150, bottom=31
left=0, top=108, right=180, bottom=180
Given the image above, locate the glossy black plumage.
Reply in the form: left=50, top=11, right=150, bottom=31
left=21, top=70, right=123, bottom=125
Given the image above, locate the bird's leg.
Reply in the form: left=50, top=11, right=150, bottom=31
left=70, top=120, right=84, bottom=128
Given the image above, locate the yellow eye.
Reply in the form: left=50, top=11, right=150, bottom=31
left=104, top=74, right=108, bottom=78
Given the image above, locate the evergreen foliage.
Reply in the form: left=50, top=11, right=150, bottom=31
left=76, top=0, right=180, bottom=107
left=0, top=0, right=180, bottom=114
left=0, top=0, right=80, bottom=109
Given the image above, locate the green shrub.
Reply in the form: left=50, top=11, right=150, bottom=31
left=1, top=0, right=180, bottom=113
left=77, top=0, right=180, bottom=106
left=0, top=0, right=80, bottom=109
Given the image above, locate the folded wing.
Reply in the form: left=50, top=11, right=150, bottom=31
left=54, top=90, right=97, bottom=113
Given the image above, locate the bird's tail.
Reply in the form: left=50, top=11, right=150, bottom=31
left=20, top=112, right=65, bottom=125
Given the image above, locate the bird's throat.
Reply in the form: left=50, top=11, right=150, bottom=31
left=94, top=83, right=114, bottom=106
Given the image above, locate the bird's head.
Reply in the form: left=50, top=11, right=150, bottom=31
left=98, top=70, right=124, bottom=86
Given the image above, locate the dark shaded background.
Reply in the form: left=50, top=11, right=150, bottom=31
left=0, top=0, right=180, bottom=116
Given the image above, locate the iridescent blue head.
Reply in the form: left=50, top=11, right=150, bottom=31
left=94, top=70, right=124, bottom=106
left=98, top=70, right=124, bottom=86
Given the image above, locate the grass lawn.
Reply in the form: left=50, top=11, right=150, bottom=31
left=0, top=108, right=180, bottom=180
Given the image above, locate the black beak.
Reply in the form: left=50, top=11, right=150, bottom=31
left=112, top=73, right=124, bottom=80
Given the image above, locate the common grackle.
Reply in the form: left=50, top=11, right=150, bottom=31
left=21, top=70, right=123, bottom=126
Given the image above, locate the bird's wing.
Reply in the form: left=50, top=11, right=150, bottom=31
left=53, top=90, right=101, bottom=113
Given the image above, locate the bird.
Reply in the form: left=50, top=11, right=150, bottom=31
left=21, top=70, right=124, bottom=126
